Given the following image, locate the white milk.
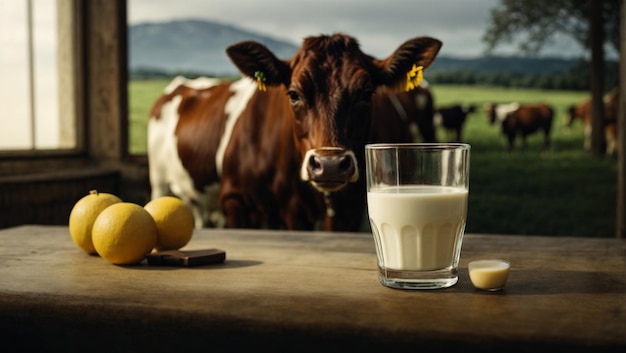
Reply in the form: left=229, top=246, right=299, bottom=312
left=367, top=185, right=468, bottom=271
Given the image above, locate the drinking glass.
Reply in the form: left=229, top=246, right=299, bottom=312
left=365, top=143, right=470, bottom=289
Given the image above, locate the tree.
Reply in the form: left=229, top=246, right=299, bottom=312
left=483, top=0, right=621, bottom=157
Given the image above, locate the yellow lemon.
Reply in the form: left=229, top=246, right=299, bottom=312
left=92, top=202, right=157, bottom=265
left=144, top=196, right=195, bottom=251
left=68, top=190, right=122, bottom=254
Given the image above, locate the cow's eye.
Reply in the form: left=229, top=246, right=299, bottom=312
left=287, top=90, right=300, bottom=104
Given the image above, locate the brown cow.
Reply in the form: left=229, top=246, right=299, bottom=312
left=148, top=34, right=442, bottom=231
left=434, top=103, right=477, bottom=142
left=566, top=87, right=619, bottom=155
left=486, top=102, right=554, bottom=150
left=370, top=84, right=437, bottom=143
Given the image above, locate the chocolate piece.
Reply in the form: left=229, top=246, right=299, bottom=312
left=146, top=249, right=226, bottom=267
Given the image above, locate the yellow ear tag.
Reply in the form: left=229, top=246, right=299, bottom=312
left=405, top=64, right=424, bottom=92
left=254, top=71, right=267, bottom=92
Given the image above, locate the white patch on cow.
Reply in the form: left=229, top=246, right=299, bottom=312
left=163, top=76, right=187, bottom=95
left=164, top=75, right=221, bottom=95
left=148, top=94, right=185, bottom=200
left=186, top=76, right=222, bottom=90
left=495, top=102, right=520, bottom=123
left=148, top=95, right=202, bottom=225
left=215, top=78, right=258, bottom=177
left=148, top=77, right=225, bottom=229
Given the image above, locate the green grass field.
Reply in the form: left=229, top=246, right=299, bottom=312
left=129, top=80, right=617, bottom=238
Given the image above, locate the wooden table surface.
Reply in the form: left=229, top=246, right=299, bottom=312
left=1, top=225, right=625, bottom=352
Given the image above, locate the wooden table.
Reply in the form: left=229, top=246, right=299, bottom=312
left=1, top=225, right=625, bottom=352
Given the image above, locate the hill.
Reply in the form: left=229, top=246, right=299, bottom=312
left=128, top=19, right=581, bottom=78
left=129, top=19, right=299, bottom=76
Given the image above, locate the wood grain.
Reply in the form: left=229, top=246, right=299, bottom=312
left=1, top=225, right=624, bottom=352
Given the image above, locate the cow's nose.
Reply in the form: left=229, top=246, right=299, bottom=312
left=308, top=153, right=354, bottom=179
left=302, top=148, right=359, bottom=192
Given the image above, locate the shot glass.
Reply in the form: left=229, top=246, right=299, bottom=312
left=365, top=143, right=470, bottom=289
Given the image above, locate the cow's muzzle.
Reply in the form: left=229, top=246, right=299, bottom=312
left=301, top=147, right=359, bottom=192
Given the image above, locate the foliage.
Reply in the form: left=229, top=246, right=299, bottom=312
left=483, top=0, right=621, bottom=54
left=428, top=58, right=619, bottom=91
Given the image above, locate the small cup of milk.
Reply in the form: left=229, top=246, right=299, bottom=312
left=468, top=259, right=510, bottom=291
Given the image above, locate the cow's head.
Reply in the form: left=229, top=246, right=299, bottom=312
left=226, top=33, right=441, bottom=193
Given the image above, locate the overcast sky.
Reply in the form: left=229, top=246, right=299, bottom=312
left=127, top=0, right=584, bottom=59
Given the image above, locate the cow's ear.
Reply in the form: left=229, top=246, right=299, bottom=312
left=226, top=41, right=290, bottom=87
left=375, top=37, right=442, bottom=90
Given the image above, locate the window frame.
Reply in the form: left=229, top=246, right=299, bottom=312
left=0, top=0, right=142, bottom=171
left=0, top=0, right=84, bottom=159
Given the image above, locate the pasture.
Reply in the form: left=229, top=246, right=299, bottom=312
left=129, top=80, right=616, bottom=237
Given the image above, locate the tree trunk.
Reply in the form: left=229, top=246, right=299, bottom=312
left=590, top=0, right=605, bottom=157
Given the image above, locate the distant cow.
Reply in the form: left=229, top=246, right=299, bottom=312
left=434, top=104, right=476, bottom=142
left=486, top=102, right=554, bottom=150
left=370, top=84, right=436, bottom=143
left=148, top=33, right=442, bottom=231
left=566, top=87, right=619, bottom=155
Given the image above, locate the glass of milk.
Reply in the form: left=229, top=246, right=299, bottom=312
left=365, top=143, right=470, bottom=289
